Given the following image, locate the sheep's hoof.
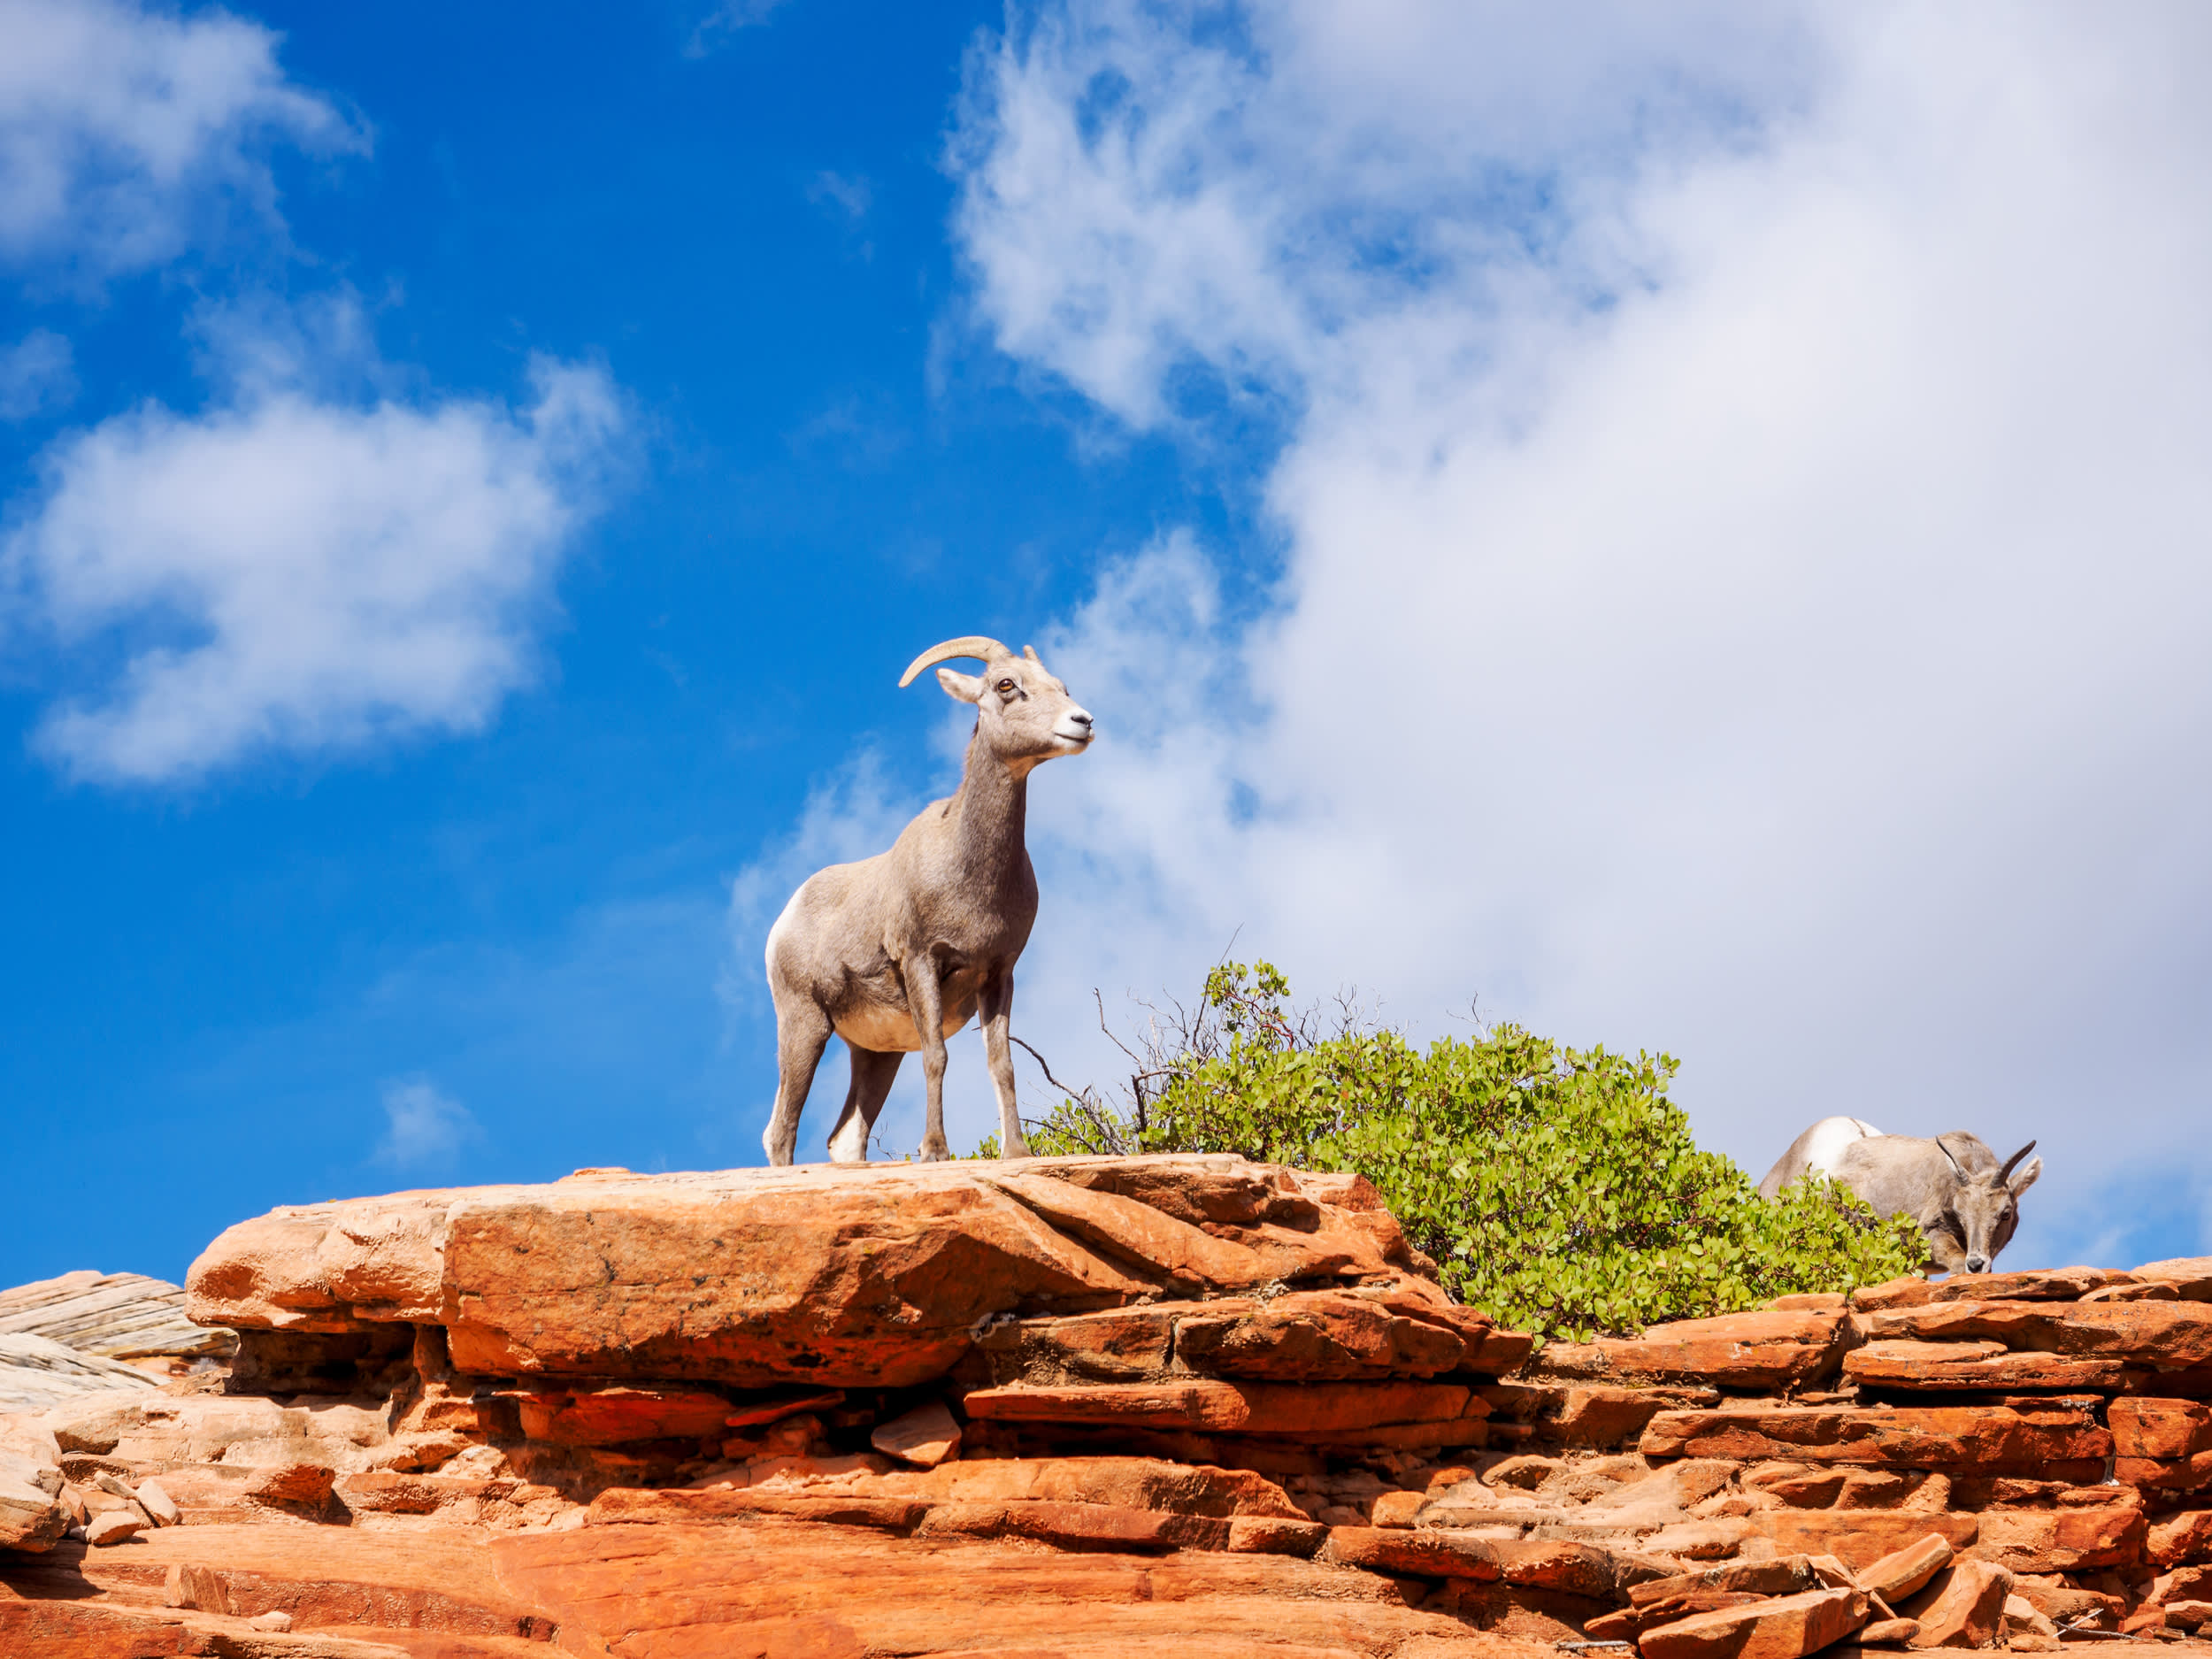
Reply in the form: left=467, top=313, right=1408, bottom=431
left=916, top=1141, right=953, bottom=1163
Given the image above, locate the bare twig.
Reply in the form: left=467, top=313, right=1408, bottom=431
left=1011, top=1035, right=1088, bottom=1104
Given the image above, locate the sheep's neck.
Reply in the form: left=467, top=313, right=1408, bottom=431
left=951, top=738, right=1028, bottom=886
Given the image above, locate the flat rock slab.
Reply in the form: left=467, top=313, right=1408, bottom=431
left=4, top=1516, right=1562, bottom=1658
left=1639, top=1585, right=1868, bottom=1659
left=962, top=1379, right=1476, bottom=1434
left=186, top=1156, right=1443, bottom=1388
left=1639, top=1403, right=2110, bottom=1479
left=1590, top=1310, right=1854, bottom=1391
left=1843, top=1340, right=2134, bottom=1393
left=1862, top=1300, right=2212, bottom=1370
left=0, top=1270, right=234, bottom=1361
left=0, top=1332, right=159, bottom=1415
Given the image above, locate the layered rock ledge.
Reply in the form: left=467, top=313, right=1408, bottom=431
left=2, top=1156, right=2208, bottom=1658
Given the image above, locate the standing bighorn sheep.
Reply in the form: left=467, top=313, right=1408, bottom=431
left=1758, top=1116, right=2042, bottom=1275
left=761, top=636, right=1094, bottom=1166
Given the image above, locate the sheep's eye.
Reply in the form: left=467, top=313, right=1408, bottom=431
left=996, top=679, right=1015, bottom=692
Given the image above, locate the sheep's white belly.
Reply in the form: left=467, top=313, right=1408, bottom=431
left=833, top=1003, right=971, bottom=1052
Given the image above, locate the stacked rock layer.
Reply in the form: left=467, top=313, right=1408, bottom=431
left=0, top=1154, right=2207, bottom=1659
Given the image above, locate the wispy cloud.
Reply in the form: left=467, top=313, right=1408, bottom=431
left=0, top=326, right=73, bottom=419
left=373, top=1077, right=479, bottom=1168
left=806, top=170, right=872, bottom=223
left=0, top=0, right=367, bottom=280
left=684, top=0, right=790, bottom=60
left=4, top=299, right=628, bottom=785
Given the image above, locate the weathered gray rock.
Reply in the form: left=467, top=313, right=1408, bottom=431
left=0, top=1333, right=158, bottom=1415
left=0, top=1270, right=234, bottom=1361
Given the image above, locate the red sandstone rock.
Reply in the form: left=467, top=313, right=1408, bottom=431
left=2134, top=1260, right=2212, bottom=1302
left=2148, top=1509, right=2212, bottom=1569
left=1863, top=1300, right=2212, bottom=1371
left=2111, top=1399, right=2212, bottom=1494
left=1640, top=1404, right=2109, bottom=1479
left=961, top=1378, right=1473, bottom=1434
left=1852, top=1271, right=2139, bottom=1312
left=914, top=1497, right=1232, bottom=1552
left=720, top=1387, right=843, bottom=1428
left=1226, top=1515, right=1327, bottom=1554
left=1752, top=1511, right=1980, bottom=1571
left=1859, top=1532, right=1957, bottom=1601
left=1480, top=1381, right=1720, bottom=1450
left=980, top=1305, right=1179, bottom=1382
left=1969, top=1505, right=2145, bottom=1573
left=1901, top=1558, right=2013, bottom=1648
left=1594, top=1310, right=1855, bottom=1390
left=770, top=1453, right=1307, bottom=1520
left=1628, top=1556, right=1843, bottom=1608
left=1842, top=1342, right=2133, bottom=1394
left=1638, top=1586, right=1869, bottom=1659
left=872, top=1399, right=962, bottom=1467
left=187, top=1156, right=1439, bottom=1390
left=514, top=1385, right=734, bottom=1446
left=1172, top=1289, right=1470, bottom=1379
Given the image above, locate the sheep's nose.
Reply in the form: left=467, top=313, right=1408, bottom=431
left=1071, top=709, right=1093, bottom=727
left=1965, top=1256, right=1987, bottom=1274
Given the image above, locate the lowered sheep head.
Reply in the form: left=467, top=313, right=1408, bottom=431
left=900, top=636, right=1093, bottom=773
left=1931, top=1136, right=2042, bottom=1274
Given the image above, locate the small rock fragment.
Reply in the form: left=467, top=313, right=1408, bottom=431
left=870, top=1399, right=961, bottom=1468
left=2003, top=1595, right=2058, bottom=1640
left=1640, top=1585, right=1869, bottom=1659
left=84, top=1509, right=142, bottom=1546
left=1861, top=1533, right=1956, bottom=1604
left=1370, top=1489, right=1424, bottom=1528
left=1861, top=1617, right=1920, bottom=1645
left=248, top=1610, right=294, bottom=1632
left=1902, top=1559, right=2013, bottom=1649
left=135, top=1479, right=180, bottom=1526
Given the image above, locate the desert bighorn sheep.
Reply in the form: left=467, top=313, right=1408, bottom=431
left=761, top=636, right=1094, bottom=1166
left=1758, top=1116, right=2042, bottom=1275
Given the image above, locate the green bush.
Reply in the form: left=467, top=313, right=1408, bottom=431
left=981, top=961, right=1923, bottom=1340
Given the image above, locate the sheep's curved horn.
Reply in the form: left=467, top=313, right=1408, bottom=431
left=899, top=637, right=1011, bottom=687
left=1935, top=1136, right=1970, bottom=1182
left=1998, top=1140, right=2039, bottom=1183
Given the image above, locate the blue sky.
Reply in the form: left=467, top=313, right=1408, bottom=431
left=4, top=2, right=2209, bottom=1289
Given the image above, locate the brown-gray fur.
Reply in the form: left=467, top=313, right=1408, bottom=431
left=761, top=635, right=1093, bottom=1165
left=1758, top=1115, right=2042, bottom=1275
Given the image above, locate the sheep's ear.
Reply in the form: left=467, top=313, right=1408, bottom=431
left=2008, top=1156, right=2042, bottom=1196
left=937, top=667, right=985, bottom=703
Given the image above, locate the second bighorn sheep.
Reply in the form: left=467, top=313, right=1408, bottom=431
left=761, top=636, right=1094, bottom=1165
left=1758, top=1116, right=2042, bottom=1274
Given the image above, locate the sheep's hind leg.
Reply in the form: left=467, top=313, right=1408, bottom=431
left=826, top=1045, right=902, bottom=1164
left=905, top=957, right=955, bottom=1162
left=763, top=998, right=833, bottom=1167
left=977, top=972, right=1033, bottom=1160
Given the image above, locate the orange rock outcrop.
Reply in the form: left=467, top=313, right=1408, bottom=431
left=2, top=1156, right=2208, bottom=1657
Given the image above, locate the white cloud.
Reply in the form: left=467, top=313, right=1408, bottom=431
left=0, top=326, right=73, bottom=418
left=904, top=1, right=2212, bottom=1264
left=6, top=326, right=626, bottom=784
left=0, top=0, right=364, bottom=278
left=807, top=171, right=872, bottom=224
left=685, top=0, right=789, bottom=59
left=374, top=1076, right=478, bottom=1167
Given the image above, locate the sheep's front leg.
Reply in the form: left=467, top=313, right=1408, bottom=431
left=905, top=954, right=955, bottom=1162
left=977, top=971, right=1033, bottom=1159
